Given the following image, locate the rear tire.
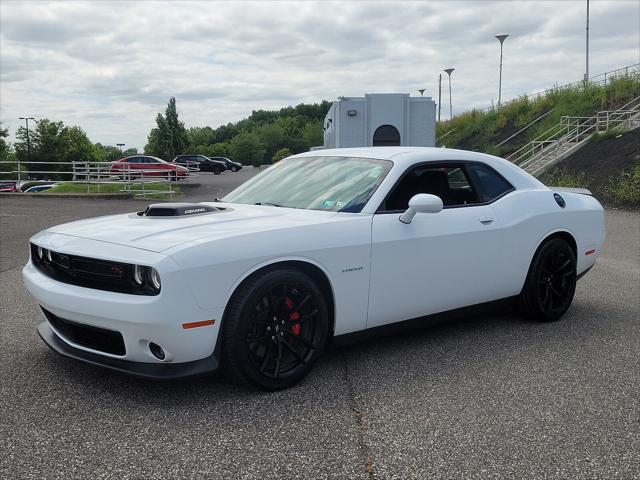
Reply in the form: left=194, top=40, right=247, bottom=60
left=231, top=167, right=238, bottom=172
left=516, top=238, right=577, bottom=322
left=222, top=268, right=329, bottom=390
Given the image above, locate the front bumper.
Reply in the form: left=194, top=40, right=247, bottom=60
left=38, top=321, right=219, bottom=380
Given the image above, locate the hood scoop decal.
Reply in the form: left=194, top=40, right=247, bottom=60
left=139, top=203, right=223, bottom=217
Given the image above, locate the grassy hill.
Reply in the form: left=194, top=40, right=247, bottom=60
left=436, top=76, right=640, bottom=158
left=436, top=75, right=640, bottom=207
left=540, top=129, right=640, bottom=208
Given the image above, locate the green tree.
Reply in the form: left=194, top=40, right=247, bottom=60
left=301, top=120, right=323, bottom=149
left=94, top=143, right=124, bottom=162
left=14, top=119, right=101, bottom=179
left=144, top=97, right=188, bottom=160
left=122, top=147, right=138, bottom=157
left=272, top=147, right=291, bottom=163
left=229, top=132, right=265, bottom=166
left=187, top=126, right=214, bottom=148
left=257, top=123, right=285, bottom=163
left=0, top=124, right=17, bottom=179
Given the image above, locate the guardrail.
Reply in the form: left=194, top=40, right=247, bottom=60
left=0, top=160, right=200, bottom=199
left=506, top=95, right=640, bottom=175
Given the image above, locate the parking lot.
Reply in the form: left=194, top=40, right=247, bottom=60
left=1, top=173, right=639, bottom=479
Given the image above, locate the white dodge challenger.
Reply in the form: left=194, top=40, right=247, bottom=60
left=23, top=147, right=605, bottom=389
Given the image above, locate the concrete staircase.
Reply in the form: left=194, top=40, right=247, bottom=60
left=506, top=95, right=640, bottom=177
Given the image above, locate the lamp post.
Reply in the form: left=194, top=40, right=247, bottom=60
left=418, top=89, right=426, bottom=97
left=116, top=143, right=125, bottom=153
left=585, top=0, right=590, bottom=82
left=444, top=68, right=454, bottom=120
left=438, top=73, right=442, bottom=122
left=495, top=34, right=509, bottom=107
left=18, top=117, right=36, bottom=163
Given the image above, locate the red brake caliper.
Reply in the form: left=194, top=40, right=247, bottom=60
left=285, top=297, right=301, bottom=336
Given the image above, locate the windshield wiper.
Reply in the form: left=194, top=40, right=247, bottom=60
left=254, top=202, right=282, bottom=207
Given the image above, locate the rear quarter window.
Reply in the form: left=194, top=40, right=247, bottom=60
left=467, top=163, right=514, bottom=203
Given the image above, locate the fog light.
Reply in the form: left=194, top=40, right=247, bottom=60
left=149, top=342, right=165, bottom=360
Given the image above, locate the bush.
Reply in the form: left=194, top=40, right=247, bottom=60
left=603, top=165, right=640, bottom=205
left=539, top=168, right=588, bottom=188
left=272, top=148, right=292, bottom=163
left=589, top=128, right=624, bottom=143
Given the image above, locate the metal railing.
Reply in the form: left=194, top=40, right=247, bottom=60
left=506, top=95, right=640, bottom=176
left=479, top=63, right=639, bottom=113
left=0, top=160, right=199, bottom=199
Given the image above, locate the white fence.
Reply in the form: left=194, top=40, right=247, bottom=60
left=0, top=159, right=200, bottom=199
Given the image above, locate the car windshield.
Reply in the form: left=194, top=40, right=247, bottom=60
left=223, top=156, right=392, bottom=213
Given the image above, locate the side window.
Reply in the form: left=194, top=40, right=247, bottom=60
left=466, top=163, right=514, bottom=203
left=382, top=164, right=480, bottom=211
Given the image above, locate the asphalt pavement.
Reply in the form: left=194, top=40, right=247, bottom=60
left=0, top=173, right=638, bottom=479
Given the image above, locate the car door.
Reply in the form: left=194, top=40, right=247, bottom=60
left=196, top=156, right=210, bottom=171
left=367, top=162, right=506, bottom=328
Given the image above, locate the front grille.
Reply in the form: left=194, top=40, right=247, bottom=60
left=30, top=244, right=158, bottom=296
left=43, top=308, right=126, bottom=356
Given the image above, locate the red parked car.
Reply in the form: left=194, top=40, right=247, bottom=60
left=0, top=181, right=19, bottom=193
left=110, top=156, right=189, bottom=179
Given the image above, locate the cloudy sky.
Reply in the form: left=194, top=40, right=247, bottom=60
left=1, top=0, right=638, bottom=150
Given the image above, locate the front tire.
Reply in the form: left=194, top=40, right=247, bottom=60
left=213, top=168, right=221, bottom=175
left=222, top=268, right=329, bottom=390
left=516, top=238, right=577, bottom=322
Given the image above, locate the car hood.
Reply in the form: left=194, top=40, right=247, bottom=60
left=44, top=202, right=342, bottom=253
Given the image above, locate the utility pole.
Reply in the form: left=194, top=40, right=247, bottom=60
left=585, top=0, right=590, bottom=82
left=444, top=68, right=454, bottom=120
left=495, top=35, right=509, bottom=107
left=18, top=117, right=36, bottom=163
left=438, top=74, right=442, bottom=122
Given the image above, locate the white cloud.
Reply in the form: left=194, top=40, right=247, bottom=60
left=1, top=0, right=638, bottom=150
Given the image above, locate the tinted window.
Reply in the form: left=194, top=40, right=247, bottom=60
left=467, top=163, right=514, bottom=202
left=382, top=164, right=479, bottom=211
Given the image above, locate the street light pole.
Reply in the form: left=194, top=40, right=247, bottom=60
left=585, top=0, right=590, bottom=82
left=18, top=117, right=36, bottom=162
left=495, top=34, right=509, bottom=107
left=438, top=73, right=442, bottom=122
left=444, top=68, right=454, bottom=120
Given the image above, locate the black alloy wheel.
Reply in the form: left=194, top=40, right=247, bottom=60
left=517, top=238, right=577, bottom=321
left=222, top=268, right=329, bottom=390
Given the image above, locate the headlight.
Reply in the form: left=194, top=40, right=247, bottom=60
left=37, top=246, right=44, bottom=260
left=133, top=264, right=144, bottom=285
left=45, top=249, right=52, bottom=262
left=149, top=268, right=161, bottom=291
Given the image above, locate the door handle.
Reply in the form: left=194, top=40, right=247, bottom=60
left=479, top=216, right=495, bottom=224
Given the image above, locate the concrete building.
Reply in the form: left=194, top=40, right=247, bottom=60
left=319, top=93, right=436, bottom=150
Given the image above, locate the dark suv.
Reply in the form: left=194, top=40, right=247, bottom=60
left=172, top=155, right=227, bottom=174
left=210, top=157, right=243, bottom=172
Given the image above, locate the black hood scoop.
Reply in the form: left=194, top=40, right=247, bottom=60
left=139, top=203, right=223, bottom=217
